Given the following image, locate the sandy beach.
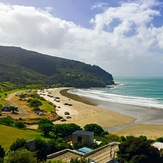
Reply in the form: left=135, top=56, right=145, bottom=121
left=40, top=88, right=163, bottom=139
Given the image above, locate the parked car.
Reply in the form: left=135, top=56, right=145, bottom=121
left=64, top=111, right=70, bottom=115
left=66, top=116, right=72, bottom=119
left=60, top=118, right=66, bottom=122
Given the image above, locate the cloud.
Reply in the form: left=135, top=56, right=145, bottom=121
left=0, top=0, right=163, bottom=77
left=91, top=2, right=108, bottom=10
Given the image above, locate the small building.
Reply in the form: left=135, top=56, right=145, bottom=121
left=72, top=130, right=94, bottom=147
left=151, top=142, right=163, bottom=151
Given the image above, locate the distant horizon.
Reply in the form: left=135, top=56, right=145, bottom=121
left=0, top=0, right=163, bottom=77
left=114, top=76, right=163, bottom=78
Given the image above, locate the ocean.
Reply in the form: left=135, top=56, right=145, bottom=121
left=70, top=77, right=163, bottom=109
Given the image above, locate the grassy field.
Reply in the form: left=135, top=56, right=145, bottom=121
left=0, top=99, right=7, bottom=106
left=41, top=100, right=56, bottom=111
left=0, top=88, right=26, bottom=98
left=0, top=125, right=46, bottom=150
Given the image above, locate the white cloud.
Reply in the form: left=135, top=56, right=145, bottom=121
left=91, top=2, right=108, bottom=10
left=0, top=0, right=163, bottom=77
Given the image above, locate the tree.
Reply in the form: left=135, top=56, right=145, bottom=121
left=10, top=106, right=18, bottom=113
left=31, top=138, right=48, bottom=162
left=14, top=121, right=26, bottom=129
left=53, top=123, right=81, bottom=138
left=38, top=118, right=53, bottom=135
left=27, top=99, right=42, bottom=107
left=138, top=135, right=147, bottom=141
left=47, top=138, right=70, bottom=155
left=39, top=123, right=54, bottom=137
left=38, top=118, right=53, bottom=128
left=84, top=124, right=104, bottom=136
left=157, top=137, right=163, bottom=142
left=19, top=94, right=27, bottom=101
left=10, top=138, right=28, bottom=151
left=0, top=117, right=14, bottom=126
left=0, top=145, right=5, bottom=163
left=117, top=136, right=163, bottom=163
left=4, top=149, right=37, bottom=163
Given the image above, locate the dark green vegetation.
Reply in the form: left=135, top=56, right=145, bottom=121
left=84, top=123, right=104, bottom=136
left=117, top=136, right=163, bottom=163
left=38, top=118, right=82, bottom=138
left=4, top=149, right=37, bottom=163
left=0, top=117, right=26, bottom=129
left=0, top=46, right=114, bottom=88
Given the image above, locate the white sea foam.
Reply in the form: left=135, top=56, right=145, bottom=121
left=69, top=88, right=163, bottom=109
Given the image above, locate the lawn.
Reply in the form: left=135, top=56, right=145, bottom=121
left=41, top=100, right=56, bottom=111
left=0, top=88, right=26, bottom=98
left=0, top=125, right=46, bottom=150
left=0, top=99, right=7, bottom=106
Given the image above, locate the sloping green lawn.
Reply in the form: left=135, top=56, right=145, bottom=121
left=0, top=88, right=26, bottom=98
left=0, top=125, right=45, bottom=150
left=41, top=100, right=56, bottom=111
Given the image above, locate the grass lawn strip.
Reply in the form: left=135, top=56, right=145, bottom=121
left=0, top=125, right=47, bottom=150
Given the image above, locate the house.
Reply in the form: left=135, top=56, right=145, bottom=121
left=72, top=130, right=94, bottom=147
left=47, top=142, right=120, bottom=163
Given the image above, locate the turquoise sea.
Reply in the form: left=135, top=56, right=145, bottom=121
left=70, top=77, right=163, bottom=109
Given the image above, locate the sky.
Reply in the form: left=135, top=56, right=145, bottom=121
left=0, top=0, right=163, bottom=77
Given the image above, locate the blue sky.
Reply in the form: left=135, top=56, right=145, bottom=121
left=0, top=0, right=119, bottom=27
left=0, top=0, right=163, bottom=77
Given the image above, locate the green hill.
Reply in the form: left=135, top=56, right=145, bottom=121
left=0, top=46, right=114, bottom=88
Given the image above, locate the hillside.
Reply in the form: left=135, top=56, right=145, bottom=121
left=0, top=46, right=114, bottom=88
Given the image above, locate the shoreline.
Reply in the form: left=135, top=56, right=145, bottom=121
left=62, top=88, right=163, bottom=125
left=69, top=88, right=163, bottom=122
left=43, top=88, right=163, bottom=139
left=46, top=88, right=135, bottom=127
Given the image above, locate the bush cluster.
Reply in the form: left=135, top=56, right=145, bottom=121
left=0, top=117, right=26, bottom=129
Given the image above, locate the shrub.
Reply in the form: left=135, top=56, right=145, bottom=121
left=157, top=137, right=163, bottom=142
left=10, top=138, right=28, bottom=151
left=31, top=138, right=48, bottom=162
left=4, top=149, right=37, bottom=163
left=14, top=121, right=26, bottom=129
left=27, top=99, right=42, bottom=107
left=53, top=123, right=81, bottom=138
left=117, top=136, right=163, bottom=163
left=39, top=123, right=54, bottom=137
left=32, top=107, right=41, bottom=112
left=84, top=123, right=104, bottom=136
left=0, top=145, right=5, bottom=159
left=0, top=117, right=14, bottom=126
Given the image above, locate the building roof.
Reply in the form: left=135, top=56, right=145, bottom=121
left=151, top=142, right=163, bottom=150
left=73, top=130, right=94, bottom=136
left=47, top=143, right=119, bottom=163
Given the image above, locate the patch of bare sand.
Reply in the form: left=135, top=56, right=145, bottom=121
left=114, top=124, right=163, bottom=139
